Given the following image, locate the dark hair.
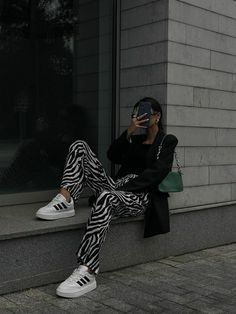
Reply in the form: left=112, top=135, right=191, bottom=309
left=133, top=97, right=164, bottom=131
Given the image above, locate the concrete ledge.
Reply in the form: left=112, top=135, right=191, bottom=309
left=0, top=198, right=92, bottom=241
left=0, top=201, right=236, bottom=295
left=0, top=198, right=144, bottom=241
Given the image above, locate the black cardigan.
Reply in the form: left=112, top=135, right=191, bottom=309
left=107, top=129, right=178, bottom=238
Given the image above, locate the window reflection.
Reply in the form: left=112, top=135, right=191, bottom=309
left=0, top=0, right=113, bottom=194
left=0, top=105, right=88, bottom=191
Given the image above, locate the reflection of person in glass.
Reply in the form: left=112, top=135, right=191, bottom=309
left=0, top=105, right=85, bottom=191
left=36, top=97, right=178, bottom=299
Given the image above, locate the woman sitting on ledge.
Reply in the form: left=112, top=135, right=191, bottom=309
left=36, top=97, right=178, bottom=299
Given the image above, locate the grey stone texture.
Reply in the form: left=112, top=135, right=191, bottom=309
left=120, top=0, right=236, bottom=211
left=166, top=0, right=236, bottom=210
left=1, top=242, right=236, bottom=314
left=120, top=0, right=169, bottom=130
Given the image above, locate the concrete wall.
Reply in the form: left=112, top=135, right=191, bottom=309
left=166, top=0, right=236, bottom=209
left=120, top=0, right=169, bottom=132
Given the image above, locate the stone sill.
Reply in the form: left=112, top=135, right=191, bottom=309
left=0, top=199, right=235, bottom=241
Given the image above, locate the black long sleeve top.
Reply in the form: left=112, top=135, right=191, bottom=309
left=107, top=130, right=151, bottom=178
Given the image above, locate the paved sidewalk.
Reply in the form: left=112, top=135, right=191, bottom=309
left=0, top=243, right=236, bottom=314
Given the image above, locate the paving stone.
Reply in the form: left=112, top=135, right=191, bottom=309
left=0, top=309, right=13, bottom=314
left=95, top=308, right=124, bottom=314
left=155, top=291, right=205, bottom=305
left=111, top=271, right=190, bottom=296
left=90, top=279, right=165, bottom=314
left=119, top=265, right=189, bottom=284
left=27, top=305, right=70, bottom=314
left=158, top=311, right=201, bottom=314
left=165, top=250, right=218, bottom=263
left=37, top=283, right=59, bottom=297
left=102, top=268, right=190, bottom=298
left=186, top=299, right=226, bottom=314
left=3, top=291, right=55, bottom=313
left=127, top=309, right=152, bottom=314
left=134, top=260, right=182, bottom=273
left=0, top=296, right=25, bottom=314
left=157, top=258, right=184, bottom=267
left=23, top=288, right=93, bottom=313
left=152, top=299, right=198, bottom=313
left=222, top=250, right=236, bottom=257
left=145, top=302, right=167, bottom=313
left=207, top=302, right=236, bottom=313
left=0, top=305, right=24, bottom=314
left=203, top=244, right=236, bottom=254
left=203, top=285, right=234, bottom=296
left=103, top=264, right=225, bottom=306
left=72, top=296, right=113, bottom=312
left=101, top=297, right=138, bottom=312
left=81, top=289, right=111, bottom=303
left=1, top=243, right=236, bottom=314
left=173, top=283, right=220, bottom=299
left=207, top=292, right=236, bottom=305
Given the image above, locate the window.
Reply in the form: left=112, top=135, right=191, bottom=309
left=0, top=0, right=114, bottom=200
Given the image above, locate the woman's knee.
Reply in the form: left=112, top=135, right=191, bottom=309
left=92, top=191, right=116, bottom=216
left=96, top=190, right=115, bottom=204
left=69, top=140, right=88, bottom=152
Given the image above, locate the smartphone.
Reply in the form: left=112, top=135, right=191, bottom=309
left=137, top=101, right=152, bottom=128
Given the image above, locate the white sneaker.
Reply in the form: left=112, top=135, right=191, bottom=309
left=56, top=265, right=97, bottom=298
left=36, top=193, right=75, bottom=220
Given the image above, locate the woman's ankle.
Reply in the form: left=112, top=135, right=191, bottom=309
left=60, top=188, right=71, bottom=202
left=83, top=264, right=94, bottom=274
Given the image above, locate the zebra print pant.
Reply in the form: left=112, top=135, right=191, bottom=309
left=61, top=140, right=149, bottom=275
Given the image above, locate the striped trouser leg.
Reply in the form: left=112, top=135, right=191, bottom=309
left=60, top=140, right=115, bottom=201
left=76, top=177, right=149, bottom=275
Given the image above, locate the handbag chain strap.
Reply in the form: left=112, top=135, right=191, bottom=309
left=156, top=134, right=183, bottom=174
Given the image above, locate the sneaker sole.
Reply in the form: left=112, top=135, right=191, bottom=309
left=36, top=210, right=75, bottom=220
left=56, top=281, right=97, bottom=298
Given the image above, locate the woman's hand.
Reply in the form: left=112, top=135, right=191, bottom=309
left=127, top=113, right=149, bottom=139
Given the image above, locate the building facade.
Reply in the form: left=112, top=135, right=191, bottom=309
left=0, top=0, right=236, bottom=294
left=120, top=0, right=236, bottom=215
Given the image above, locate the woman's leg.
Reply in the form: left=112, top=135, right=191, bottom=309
left=36, top=140, right=115, bottom=220
left=55, top=174, right=148, bottom=298
left=76, top=187, right=149, bottom=275
left=60, top=140, right=115, bottom=201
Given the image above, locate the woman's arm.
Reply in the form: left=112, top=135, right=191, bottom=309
left=107, top=130, right=131, bottom=164
left=116, top=135, right=178, bottom=192
left=107, top=112, right=150, bottom=164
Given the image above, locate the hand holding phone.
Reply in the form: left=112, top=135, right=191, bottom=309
left=137, top=101, right=152, bottom=128
left=127, top=101, right=151, bottom=139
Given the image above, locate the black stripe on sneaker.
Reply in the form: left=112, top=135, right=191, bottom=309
left=84, top=276, right=90, bottom=282
left=80, top=278, right=87, bottom=285
left=54, top=205, right=60, bottom=211
left=61, top=202, right=67, bottom=209
left=76, top=280, right=83, bottom=286
left=57, top=203, right=63, bottom=210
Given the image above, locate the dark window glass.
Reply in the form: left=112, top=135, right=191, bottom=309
left=0, top=0, right=113, bottom=195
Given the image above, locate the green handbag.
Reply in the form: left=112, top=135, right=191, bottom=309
left=157, top=135, right=183, bottom=193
